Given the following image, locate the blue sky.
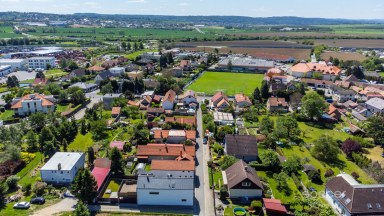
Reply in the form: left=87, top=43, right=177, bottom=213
left=0, top=0, right=383, bottom=19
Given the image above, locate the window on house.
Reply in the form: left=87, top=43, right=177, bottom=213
left=377, top=203, right=381, bottom=209
left=149, top=192, right=159, bottom=195
left=182, top=199, right=187, bottom=202
left=242, top=182, right=251, bottom=187
left=368, top=203, right=373, bottom=209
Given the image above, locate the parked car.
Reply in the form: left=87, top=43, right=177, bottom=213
left=203, top=138, right=207, bottom=144
left=30, top=197, right=45, bottom=205
left=13, top=202, right=30, bottom=209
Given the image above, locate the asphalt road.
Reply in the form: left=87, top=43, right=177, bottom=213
left=73, top=89, right=102, bottom=120
left=194, top=98, right=215, bottom=216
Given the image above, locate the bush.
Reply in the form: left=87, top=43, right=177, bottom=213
left=22, top=183, right=32, bottom=196
left=324, top=169, right=334, bottom=177
left=351, top=172, right=360, bottom=180
left=250, top=200, right=262, bottom=212
left=219, top=187, right=227, bottom=200
left=308, top=170, right=321, bottom=183
left=213, top=143, right=224, bottom=155
left=291, top=173, right=303, bottom=191
left=352, top=153, right=371, bottom=168
left=341, top=139, right=362, bottom=157
left=33, top=182, right=47, bottom=196
left=6, top=175, right=20, bottom=190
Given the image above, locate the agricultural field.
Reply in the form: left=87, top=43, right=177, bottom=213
left=321, top=51, right=367, bottom=62
left=184, top=47, right=311, bottom=60
left=187, top=72, right=264, bottom=96
left=26, top=26, right=248, bottom=40
left=311, top=39, right=384, bottom=48
left=176, top=40, right=310, bottom=48
left=0, top=26, right=22, bottom=39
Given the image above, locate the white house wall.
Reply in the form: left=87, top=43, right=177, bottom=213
left=137, top=189, right=193, bottom=206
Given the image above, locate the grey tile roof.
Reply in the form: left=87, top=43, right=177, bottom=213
left=365, top=97, right=384, bottom=110
left=137, top=171, right=194, bottom=190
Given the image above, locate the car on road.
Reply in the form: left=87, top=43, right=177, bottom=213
left=30, top=197, right=45, bottom=205
left=13, top=201, right=30, bottom=209
left=203, top=138, right=207, bottom=144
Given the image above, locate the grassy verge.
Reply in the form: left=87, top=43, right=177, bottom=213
left=67, top=132, right=93, bottom=152
left=0, top=110, right=14, bottom=121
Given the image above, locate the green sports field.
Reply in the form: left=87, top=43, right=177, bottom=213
left=187, top=72, right=264, bottom=96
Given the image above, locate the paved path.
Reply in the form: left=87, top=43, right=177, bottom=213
left=31, top=198, right=77, bottom=216
left=194, top=97, right=215, bottom=216
left=73, top=89, right=102, bottom=120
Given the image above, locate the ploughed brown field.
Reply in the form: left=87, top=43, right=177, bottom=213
left=183, top=47, right=311, bottom=61
left=176, top=40, right=310, bottom=48
left=321, top=51, right=367, bottom=62
left=312, top=39, right=384, bottom=48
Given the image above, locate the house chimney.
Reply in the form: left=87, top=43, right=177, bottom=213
left=58, top=163, right=62, bottom=171
left=165, top=144, right=168, bottom=152
left=244, top=166, right=249, bottom=172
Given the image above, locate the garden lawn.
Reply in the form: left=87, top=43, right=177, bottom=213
left=257, top=171, right=301, bottom=205
left=0, top=110, right=14, bottom=121
left=124, top=49, right=157, bottom=60
left=102, top=179, right=122, bottom=198
left=187, top=72, right=264, bottom=96
left=45, top=69, right=67, bottom=78
left=209, top=168, right=223, bottom=190
left=0, top=87, right=8, bottom=93
left=17, top=152, right=43, bottom=186
left=281, top=145, right=376, bottom=192
left=67, top=132, right=93, bottom=152
left=364, top=146, right=384, bottom=167
left=298, top=121, right=351, bottom=143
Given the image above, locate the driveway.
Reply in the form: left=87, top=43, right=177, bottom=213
left=73, top=89, right=102, bottom=120
left=194, top=97, right=215, bottom=216
left=0, top=71, right=37, bottom=84
left=31, top=198, right=77, bottom=216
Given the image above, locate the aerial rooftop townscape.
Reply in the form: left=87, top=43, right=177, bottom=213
left=0, top=1, right=384, bottom=216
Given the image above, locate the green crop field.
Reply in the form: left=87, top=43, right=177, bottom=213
left=187, top=72, right=264, bottom=96
left=25, top=26, right=261, bottom=40
left=0, top=26, right=22, bottom=38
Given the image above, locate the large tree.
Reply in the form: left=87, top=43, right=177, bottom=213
left=109, top=147, right=124, bottom=174
left=311, top=135, right=339, bottom=163
left=87, top=147, right=95, bottom=166
left=282, top=156, right=302, bottom=175
left=260, top=150, right=280, bottom=170
left=365, top=113, right=384, bottom=145
left=341, top=139, right=362, bottom=157
left=71, top=168, right=98, bottom=204
left=275, top=116, right=301, bottom=140
left=26, top=131, right=38, bottom=153
left=301, top=91, right=327, bottom=120
left=219, top=155, right=238, bottom=170
left=253, top=87, right=261, bottom=103
left=260, top=80, right=269, bottom=99
left=259, top=116, right=274, bottom=135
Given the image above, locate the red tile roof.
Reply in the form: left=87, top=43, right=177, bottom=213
left=11, top=94, right=54, bottom=109
left=111, top=107, right=121, bottom=116
left=154, top=130, right=196, bottom=140
left=110, top=141, right=125, bottom=151
left=211, top=91, right=227, bottom=104
left=165, top=116, right=196, bottom=126
left=33, top=78, right=48, bottom=86
left=88, top=65, right=105, bottom=72
left=94, top=158, right=112, bottom=169
left=290, top=62, right=342, bottom=75
left=151, top=160, right=195, bottom=171
left=267, top=97, right=288, bottom=107
left=136, top=144, right=195, bottom=157
left=163, top=89, right=177, bottom=103
left=235, top=93, right=252, bottom=104
left=263, top=198, right=287, bottom=215
left=92, top=167, right=110, bottom=190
